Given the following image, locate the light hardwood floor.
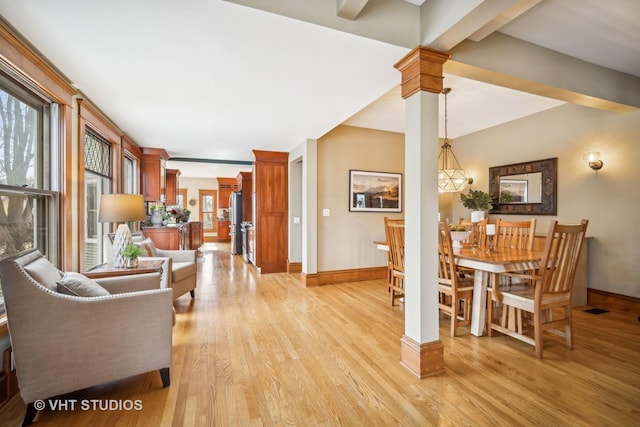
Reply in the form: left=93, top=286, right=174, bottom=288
left=1, top=243, right=639, bottom=426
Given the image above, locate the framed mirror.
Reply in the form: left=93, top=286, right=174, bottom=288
left=489, top=157, right=557, bottom=215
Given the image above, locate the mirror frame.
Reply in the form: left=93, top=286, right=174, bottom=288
left=489, top=157, right=557, bottom=215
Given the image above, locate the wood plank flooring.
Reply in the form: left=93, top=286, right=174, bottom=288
left=0, top=242, right=639, bottom=426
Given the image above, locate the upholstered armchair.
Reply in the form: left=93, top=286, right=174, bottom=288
left=132, top=236, right=198, bottom=300
left=104, top=235, right=197, bottom=300
left=0, top=249, right=173, bottom=426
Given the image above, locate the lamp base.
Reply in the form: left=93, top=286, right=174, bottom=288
left=113, top=224, right=132, bottom=268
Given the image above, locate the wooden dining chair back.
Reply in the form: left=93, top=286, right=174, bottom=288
left=487, top=219, right=589, bottom=358
left=495, top=218, right=536, bottom=250
left=459, top=217, right=488, bottom=248
left=438, top=222, right=475, bottom=336
left=385, top=218, right=405, bottom=306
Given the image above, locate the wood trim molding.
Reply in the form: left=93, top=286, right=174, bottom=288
left=394, top=46, right=450, bottom=99
left=305, top=267, right=387, bottom=286
left=587, top=289, right=640, bottom=313
left=0, top=22, right=75, bottom=105
left=301, top=272, right=319, bottom=287
left=251, top=150, right=289, bottom=163
left=400, top=335, right=445, bottom=379
left=288, top=261, right=302, bottom=274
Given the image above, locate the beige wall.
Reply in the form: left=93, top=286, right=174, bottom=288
left=317, top=125, right=404, bottom=271
left=179, top=177, right=218, bottom=223
left=315, top=105, right=639, bottom=298
left=450, top=104, right=640, bottom=298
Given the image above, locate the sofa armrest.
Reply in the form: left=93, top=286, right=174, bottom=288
left=156, top=249, right=196, bottom=264
left=137, top=257, right=172, bottom=289
left=96, top=272, right=162, bottom=294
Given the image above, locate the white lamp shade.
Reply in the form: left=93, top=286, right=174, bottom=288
left=98, top=194, right=146, bottom=223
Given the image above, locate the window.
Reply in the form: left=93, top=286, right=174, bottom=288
left=0, top=72, right=60, bottom=300
left=83, top=131, right=112, bottom=269
left=199, top=190, right=217, bottom=232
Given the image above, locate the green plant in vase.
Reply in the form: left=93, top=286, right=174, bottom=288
left=122, top=244, right=146, bottom=268
left=460, top=188, right=494, bottom=211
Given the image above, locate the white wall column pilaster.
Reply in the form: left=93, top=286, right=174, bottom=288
left=394, top=46, right=449, bottom=378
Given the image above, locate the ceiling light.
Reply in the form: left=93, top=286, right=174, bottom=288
left=438, top=88, right=470, bottom=192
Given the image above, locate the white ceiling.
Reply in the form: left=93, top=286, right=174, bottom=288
left=0, top=0, right=637, bottom=178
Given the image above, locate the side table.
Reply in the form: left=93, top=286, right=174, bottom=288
left=83, top=260, right=164, bottom=279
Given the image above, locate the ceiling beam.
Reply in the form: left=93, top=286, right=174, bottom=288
left=468, top=0, right=541, bottom=41
left=420, top=0, right=518, bottom=51
left=337, top=0, right=370, bottom=20
left=447, top=32, right=640, bottom=112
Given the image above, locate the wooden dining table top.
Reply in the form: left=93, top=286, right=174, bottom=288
left=452, top=246, right=544, bottom=265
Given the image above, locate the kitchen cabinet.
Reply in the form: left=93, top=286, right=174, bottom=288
left=251, top=150, right=288, bottom=273
left=217, top=177, right=238, bottom=209
left=165, top=169, right=181, bottom=205
left=141, top=148, right=169, bottom=202
left=237, top=171, right=252, bottom=222
left=217, top=219, right=230, bottom=242
left=189, top=221, right=203, bottom=249
left=143, top=224, right=189, bottom=250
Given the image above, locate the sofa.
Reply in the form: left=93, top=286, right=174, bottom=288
left=0, top=249, right=173, bottom=426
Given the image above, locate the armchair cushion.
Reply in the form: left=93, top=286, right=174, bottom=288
left=22, top=252, right=63, bottom=292
left=56, top=272, right=110, bottom=297
left=172, top=262, right=197, bottom=283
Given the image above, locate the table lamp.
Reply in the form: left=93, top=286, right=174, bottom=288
left=98, top=194, right=146, bottom=268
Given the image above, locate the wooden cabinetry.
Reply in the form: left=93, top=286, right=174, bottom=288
left=141, top=148, right=169, bottom=202
left=251, top=150, right=288, bottom=273
left=165, top=169, right=181, bottom=205
left=217, top=219, right=230, bottom=242
left=237, top=171, right=253, bottom=222
left=217, top=177, right=238, bottom=209
left=189, top=221, right=203, bottom=249
left=143, top=225, right=189, bottom=250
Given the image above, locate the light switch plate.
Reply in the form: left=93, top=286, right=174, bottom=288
left=322, top=209, right=330, bottom=217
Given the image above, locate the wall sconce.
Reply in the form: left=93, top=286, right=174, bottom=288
left=584, top=152, right=603, bottom=171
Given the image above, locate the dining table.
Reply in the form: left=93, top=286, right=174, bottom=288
left=453, top=246, right=544, bottom=336
left=373, top=239, right=544, bottom=336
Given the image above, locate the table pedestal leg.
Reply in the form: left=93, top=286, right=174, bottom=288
left=470, top=270, right=489, bottom=336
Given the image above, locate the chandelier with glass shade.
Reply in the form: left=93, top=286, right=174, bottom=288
left=438, top=87, right=471, bottom=192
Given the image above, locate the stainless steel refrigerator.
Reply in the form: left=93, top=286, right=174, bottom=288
left=229, top=191, right=243, bottom=255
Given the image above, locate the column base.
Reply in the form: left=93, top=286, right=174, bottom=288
left=400, top=335, right=445, bottom=378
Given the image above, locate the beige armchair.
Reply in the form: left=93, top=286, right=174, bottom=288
left=132, top=236, right=198, bottom=300
left=0, top=249, right=173, bottom=426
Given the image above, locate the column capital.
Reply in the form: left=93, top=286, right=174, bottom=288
left=394, top=46, right=450, bottom=99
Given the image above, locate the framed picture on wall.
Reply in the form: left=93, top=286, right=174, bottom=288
left=349, top=170, right=402, bottom=212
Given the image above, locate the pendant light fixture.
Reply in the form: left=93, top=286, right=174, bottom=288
left=438, top=87, right=471, bottom=192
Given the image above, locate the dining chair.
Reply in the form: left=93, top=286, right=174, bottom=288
left=458, top=217, right=488, bottom=248
left=383, top=217, right=401, bottom=292
left=438, top=222, right=475, bottom=336
left=385, top=218, right=405, bottom=306
left=493, top=217, right=537, bottom=286
left=487, top=219, right=589, bottom=358
left=495, top=218, right=536, bottom=251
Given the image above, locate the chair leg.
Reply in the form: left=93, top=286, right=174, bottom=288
left=565, top=305, right=573, bottom=350
left=160, top=367, right=170, bottom=387
left=451, top=295, right=458, bottom=337
left=534, top=312, right=544, bottom=359
left=487, top=294, right=494, bottom=337
left=23, top=402, right=38, bottom=426
left=190, top=289, right=195, bottom=298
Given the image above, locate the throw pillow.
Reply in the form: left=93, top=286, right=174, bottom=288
left=56, top=272, right=110, bottom=297
left=135, top=238, right=158, bottom=257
